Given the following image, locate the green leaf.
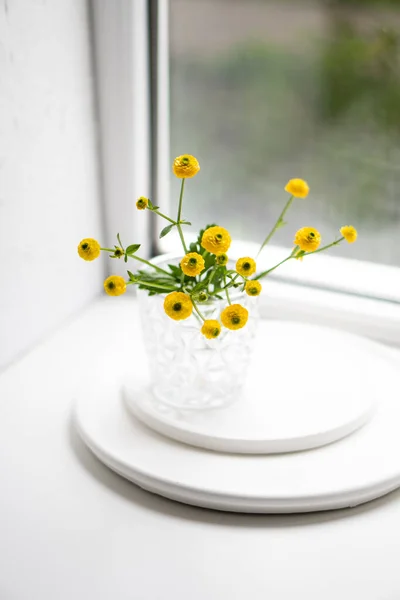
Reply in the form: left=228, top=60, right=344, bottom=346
left=181, top=221, right=192, bottom=226
left=191, top=282, right=207, bottom=293
left=189, top=242, right=198, bottom=253
left=126, top=244, right=141, bottom=255
left=124, top=255, right=128, bottom=263
left=159, top=224, right=175, bottom=239
left=168, top=264, right=182, bottom=278
left=204, top=253, right=216, bottom=271
left=147, top=199, right=159, bottom=210
left=127, top=270, right=135, bottom=280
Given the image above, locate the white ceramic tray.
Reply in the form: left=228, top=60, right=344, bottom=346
left=75, top=323, right=400, bottom=513
left=124, top=322, right=376, bottom=454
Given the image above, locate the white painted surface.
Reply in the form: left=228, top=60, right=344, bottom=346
left=0, top=0, right=104, bottom=369
left=91, top=0, right=151, bottom=269
left=2, top=298, right=400, bottom=597
left=124, top=321, right=376, bottom=454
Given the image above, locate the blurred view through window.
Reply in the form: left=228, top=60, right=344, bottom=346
left=170, top=0, right=400, bottom=267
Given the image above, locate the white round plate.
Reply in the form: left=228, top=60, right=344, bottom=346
left=124, top=321, right=376, bottom=454
left=75, top=330, right=400, bottom=513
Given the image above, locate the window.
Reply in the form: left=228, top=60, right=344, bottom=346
left=92, top=0, right=400, bottom=345
left=163, top=0, right=400, bottom=301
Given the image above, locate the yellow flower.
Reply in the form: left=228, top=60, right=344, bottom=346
left=236, top=257, right=256, bottom=277
left=201, top=226, right=231, bottom=254
left=172, top=155, right=200, bottom=179
left=245, top=280, right=262, bottom=296
left=216, top=253, right=228, bottom=266
left=293, top=227, right=321, bottom=252
left=221, top=304, right=249, bottom=331
left=78, top=238, right=101, bottom=261
left=136, top=196, right=149, bottom=210
left=285, top=178, right=310, bottom=198
left=340, top=225, right=358, bottom=243
left=104, top=275, right=127, bottom=296
left=201, top=319, right=221, bottom=339
left=180, top=252, right=205, bottom=277
left=164, top=291, right=193, bottom=321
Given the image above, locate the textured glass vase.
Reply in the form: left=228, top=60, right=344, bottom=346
left=138, top=255, right=260, bottom=411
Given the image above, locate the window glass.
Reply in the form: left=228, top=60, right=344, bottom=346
left=170, top=0, right=400, bottom=266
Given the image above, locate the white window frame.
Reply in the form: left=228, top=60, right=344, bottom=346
left=91, top=0, right=151, bottom=272
left=91, top=0, right=400, bottom=347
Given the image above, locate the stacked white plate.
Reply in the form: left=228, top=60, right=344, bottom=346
left=75, top=321, right=400, bottom=513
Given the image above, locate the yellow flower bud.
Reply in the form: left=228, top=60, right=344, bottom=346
left=293, top=227, right=321, bottom=252
left=245, top=280, right=262, bottom=296
left=164, top=292, right=193, bottom=321
left=285, top=178, right=310, bottom=198
left=78, top=238, right=101, bottom=261
left=180, top=252, right=205, bottom=277
left=172, top=155, right=200, bottom=179
left=104, top=275, right=126, bottom=296
left=136, top=197, right=149, bottom=210
left=221, top=304, right=249, bottom=331
left=236, top=257, right=256, bottom=277
left=340, top=226, right=358, bottom=243
left=201, top=319, right=221, bottom=339
left=201, top=226, right=231, bottom=254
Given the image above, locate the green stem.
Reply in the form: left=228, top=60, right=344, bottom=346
left=223, top=274, right=232, bottom=305
left=303, top=237, right=344, bottom=256
left=151, top=209, right=176, bottom=225
left=177, top=226, right=188, bottom=254
left=136, top=281, right=177, bottom=291
left=128, top=254, right=172, bottom=277
left=255, top=256, right=294, bottom=280
left=117, top=234, right=125, bottom=252
left=257, top=195, right=294, bottom=257
left=208, top=266, right=217, bottom=288
left=191, top=298, right=206, bottom=322
left=177, top=178, right=185, bottom=222
left=100, top=247, right=115, bottom=253
left=209, top=275, right=241, bottom=296
left=176, top=178, right=188, bottom=254
left=255, top=237, right=345, bottom=280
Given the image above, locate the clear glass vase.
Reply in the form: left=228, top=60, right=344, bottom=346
left=137, top=255, right=260, bottom=411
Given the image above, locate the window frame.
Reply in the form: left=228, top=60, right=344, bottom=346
left=91, top=0, right=152, bottom=269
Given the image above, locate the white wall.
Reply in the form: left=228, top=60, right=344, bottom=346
left=0, top=0, right=104, bottom=370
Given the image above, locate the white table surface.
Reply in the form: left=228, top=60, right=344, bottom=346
left=1, top=297, right=400, bottom=600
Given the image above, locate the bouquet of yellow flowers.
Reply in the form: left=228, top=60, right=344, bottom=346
left=78, top=154, right=357, bottom=338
